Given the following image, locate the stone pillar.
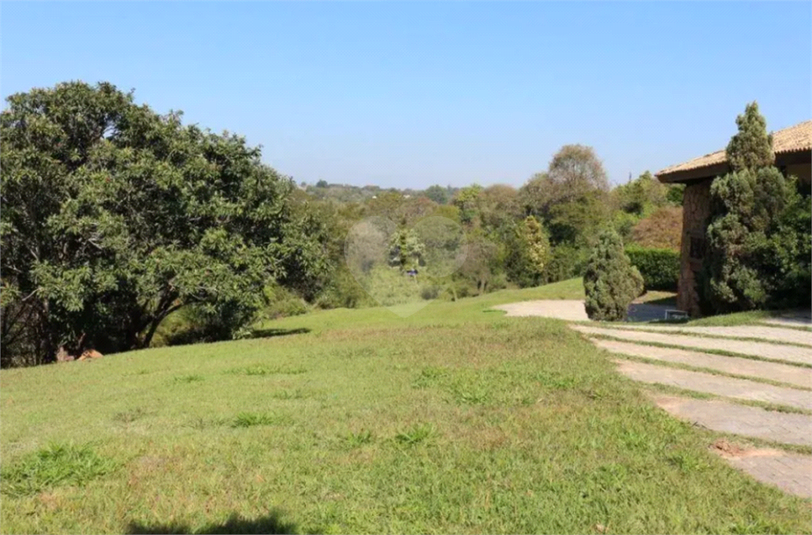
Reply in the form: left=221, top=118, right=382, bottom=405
left=677, top=178, right=713, bottom=316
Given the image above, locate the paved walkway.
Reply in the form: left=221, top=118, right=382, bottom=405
left=572, top=324, right=812, bottom=365
left=652, top=395, right=812, bottom=447
left=614, top=359, right=812, bottom=410
left=609, top=324, right=812, bottom=346
left=493, top=300, right=674, bottom=323
left=496, top=299, right=812, bottom=498
left=720, top=448, right=812, bottom=499
left=594, top=339, right=812, bottom=388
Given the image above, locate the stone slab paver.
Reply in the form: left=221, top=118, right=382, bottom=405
left=593, top=339, right=812, bottom=389
left=573, top=325, right=812, bottom=366
left=613, top=359, right=812, bottom=410
left=763, top=318, right=812, bottom=330
left=493, top=300, right=588, bottom=321
left=650, top=394, right=812, bottom=447
left=722, top=451, right=812, bottom=499
left=611, top=325, right=812, bottom=347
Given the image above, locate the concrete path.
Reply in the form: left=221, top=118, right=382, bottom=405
left=493, top=300, right=674, bottom=323
left=607, top=324, right=812, bottom=346
left=652, top=395, right=812, bottom=447
left=721, top=449, right=812, bottom=499
left=594, top=339, right=812, bottom=389
left=614, top=360, right=812, bottom=410
left=763, top=318, right=812, bottom=330
left=572, top=324, right=812, bottom=365
left=493, top=300, right=588, bottom=321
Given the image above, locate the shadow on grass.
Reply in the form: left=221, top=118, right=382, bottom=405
left=127, top=511, right=299, bottom=534
left=250, top=327, right=311, bottom=339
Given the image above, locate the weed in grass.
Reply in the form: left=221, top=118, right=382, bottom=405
left=113, top=407, right=147, bottom=424
left=231, top=364, right=307, bottom=376
left=269, top=389, right=307, bottom=400
left=667, top=451, right=711, bottom=473
left=1, top=443, right=117, bottom=497
left=411, top=366, right=449, bottom=389
left=450, top=381, right=491, bottom=405
left=174, top=374, right=204, bottom=384
left=533, top=371, right=579, bottom=390
left=394, top=423, right=436, bottom=446
left=231, top=412, right=289, bottom=428
left=344, top=429, right=374, bottom=448
left=186, top=417, right=227, bottom=430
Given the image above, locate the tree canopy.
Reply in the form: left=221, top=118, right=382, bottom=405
left=0, top=82, right=328, bottom=366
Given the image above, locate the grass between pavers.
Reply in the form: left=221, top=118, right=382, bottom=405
left=643, top=388, right=812, bottom=457
left=605, top=353, right=812, bottom=395
left=592, top=324, right=812, bottom=349
left=584, top=333, right=812, bottom=370
left=643, top=382, right=812, bottom=417
left=1, top=281, right=811, bottom=533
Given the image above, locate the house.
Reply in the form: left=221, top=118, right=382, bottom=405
left=655, top=120, right=812, bottom=316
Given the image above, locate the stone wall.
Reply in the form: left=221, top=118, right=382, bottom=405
left=677, top=178, right=713, bottom=316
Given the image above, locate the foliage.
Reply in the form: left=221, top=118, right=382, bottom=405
left=542, top=244, right=589, bottom=283
left=612, top=171, right=669, bottom=216
left=423, top=184, right=451, bottom=205
left=451, top=184, right=483, bottom=225
left=388, top=229, right=425, bottom=272
left=702, top=102, right=811, bottom=314
left=666, top=183, right=685, bottom=206
left=725, top=102, right=774, bottom=172
left=630, top=206, right=683, bottom=251
left=456, top=232, right=501, bottom=295
left=703, top=166, right=810, bottom=313
left=583, top=229, right=644, bottom=321
left=520, top=145, right=611, bottom=244
left=625, top=246, right=680, bottom=292
left=504, top=216, right=551, bottom=288
left=0, top=82, right=329, bottom=365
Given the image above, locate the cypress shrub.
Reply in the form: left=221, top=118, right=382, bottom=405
left=583, top=230, right=644, bottom=321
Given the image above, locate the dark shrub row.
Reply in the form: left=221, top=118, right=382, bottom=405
left=625, top=246, right=679, bottom=292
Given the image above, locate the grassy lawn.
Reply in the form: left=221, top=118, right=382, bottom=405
left=1, top=279, right=810, bottom=534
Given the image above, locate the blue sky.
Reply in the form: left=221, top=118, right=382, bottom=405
left=2, top=2, right=810, bottom=189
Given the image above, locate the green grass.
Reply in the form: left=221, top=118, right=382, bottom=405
left=1, top=279, right=810, bottom=534
left=686, top=310, right=775, bottom=327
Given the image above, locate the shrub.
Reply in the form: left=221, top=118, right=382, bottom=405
left=583, top=229, right=644, bottom=321
left=625, top=246, right=679, bottom=292
left=630, top=206, right=683, bottom=250
left=504, top=216, right=551, bottom=288
left=702, top=102, right=812, bottom=313
left=543, top=244, right=589, bottom=283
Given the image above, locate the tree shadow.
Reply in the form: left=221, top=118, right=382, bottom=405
left=127, top=511, right=300, bottom=534
left=250, top=327, right=311, bottom=339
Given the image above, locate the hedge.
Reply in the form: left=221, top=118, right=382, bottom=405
left=625, top=245, right=679, bottom=292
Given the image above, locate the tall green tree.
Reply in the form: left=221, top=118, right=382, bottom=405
left=504, top=216, right=550, bottom=288
left=519, top=145, right=611, bottom=244
left=702, top=102, right=811, bottom=313
left=0, top=82, right=327, bottom=366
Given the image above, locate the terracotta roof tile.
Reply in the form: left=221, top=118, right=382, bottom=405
left=657, top=120, right=811, bottom=178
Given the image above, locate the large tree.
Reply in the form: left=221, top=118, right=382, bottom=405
left=702, top=102, right=811, bottom=313
left=519, top=144, right=611, bottom=244
left=1, top=82, right=327, bottom=366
